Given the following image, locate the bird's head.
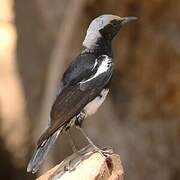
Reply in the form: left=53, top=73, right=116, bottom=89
left=83, top=14, right=137, bottom=49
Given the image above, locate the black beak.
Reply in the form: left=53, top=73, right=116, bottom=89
left=121, top=16, right=137, bottom=25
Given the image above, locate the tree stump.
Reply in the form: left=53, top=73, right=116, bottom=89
left=37, top=146, right=123, bottom=180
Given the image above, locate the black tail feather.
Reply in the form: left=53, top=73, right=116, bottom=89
left=27, top=129, right=61, bottom=173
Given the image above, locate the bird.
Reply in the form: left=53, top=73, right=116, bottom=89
left=27, top=14, right=137, bottom=173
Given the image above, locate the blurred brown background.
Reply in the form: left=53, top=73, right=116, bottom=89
left=0, top=0, right=180, bottom=179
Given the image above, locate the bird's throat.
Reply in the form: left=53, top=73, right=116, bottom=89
left=83, top=37, right=112, bottom=57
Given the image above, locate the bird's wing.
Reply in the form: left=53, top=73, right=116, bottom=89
left=54, top=53, right=98, bottom=99
left=62, top=53, right=99, bottom=86
left=37, top=55, right=113, bottom=146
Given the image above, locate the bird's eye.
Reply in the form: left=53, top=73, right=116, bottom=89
left=111, top=21, right=118, bottom=27
left=112, top=22, right=117, bottom=26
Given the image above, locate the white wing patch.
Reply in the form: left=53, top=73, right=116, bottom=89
left=92, top=59, right=98, bottom=69
left=80, top=55, right=111, bottom=84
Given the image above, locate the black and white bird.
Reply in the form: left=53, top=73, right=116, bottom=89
left=27, top=14, right=137, bottom=173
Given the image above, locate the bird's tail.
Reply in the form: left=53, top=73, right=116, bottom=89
left=27, top=129, right=61, bottom=173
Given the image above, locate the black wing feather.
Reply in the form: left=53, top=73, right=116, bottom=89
left=62, top=53, right=98, bottom=85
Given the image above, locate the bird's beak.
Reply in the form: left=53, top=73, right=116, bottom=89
left=121, top=16, right=137, bottom=25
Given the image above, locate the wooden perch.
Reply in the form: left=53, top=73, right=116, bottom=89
left=37, top=146, right=123, bottom=180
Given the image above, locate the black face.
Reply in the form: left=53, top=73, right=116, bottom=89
left=99, top=19, right=121, bottom=41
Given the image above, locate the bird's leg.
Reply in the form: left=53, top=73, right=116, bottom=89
left=78, top=127, right=97, bottom=149
left=77, top=127, right=105, bottom=157
left=65, top=130, right=77, bottom=153
left=64, top=130, right=82, bottom=172
left=75, top=111, right=105, bottom=157
left=75, top=111, right=97, bottom=148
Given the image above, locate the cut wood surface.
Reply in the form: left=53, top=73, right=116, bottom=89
left=37, top=146, right=123, bottom=180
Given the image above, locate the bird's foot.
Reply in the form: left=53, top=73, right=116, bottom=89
left=101, top=147, right=113, bottom=157
left=90, top=145, right=107, bottom=158
left=86, top=144, right=113, bottom=158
